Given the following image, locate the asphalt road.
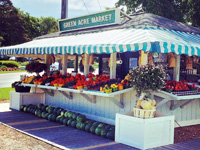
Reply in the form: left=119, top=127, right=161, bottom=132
left=0, top=72, right=35, bottom=88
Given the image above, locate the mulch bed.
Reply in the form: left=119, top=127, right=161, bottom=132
left=174, top=125, right=200, bottom=143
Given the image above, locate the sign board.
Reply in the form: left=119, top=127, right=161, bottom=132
left=58, top=8, right=121, bottom=32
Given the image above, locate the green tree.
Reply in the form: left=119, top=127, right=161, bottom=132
left=39, top=17, right=58, bottom=35
left=18, top=9, right=41, bottom=40
left=0, top=0, right=29, bottom=46
left=181, top=0, right=200, bottom=28
left=116, top=0, right=184, bottom=22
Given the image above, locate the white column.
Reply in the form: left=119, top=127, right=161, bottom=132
left=110, top=53, right=117, bottom=79
left=173, top=55, right=180, bottom=81
left=84, top=53, right=89, bottom=76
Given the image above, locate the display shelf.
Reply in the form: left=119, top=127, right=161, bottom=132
left=37, top=85, right=57, bottom=90
left=82, top=88, right=133, bottom=98
left=21, top=83, right=36, bottom=88
left=57, top=87, right=82, bottom=93
left=152, top=90, right=200, bottom=111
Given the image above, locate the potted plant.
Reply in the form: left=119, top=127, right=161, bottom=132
left=129, top=64, right=167, bottom=118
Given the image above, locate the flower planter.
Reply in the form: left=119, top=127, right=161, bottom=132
left=115, top=112, right=174, bottom=150
left=15, top=85, right=31, bottom=93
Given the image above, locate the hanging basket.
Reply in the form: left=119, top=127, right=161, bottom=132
left=133, top=106, right=156, bottom=119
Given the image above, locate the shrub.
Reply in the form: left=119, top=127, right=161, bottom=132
left=0, top=61, right=19, bottom=68
left=20, top=61, right=29, bottom=66
left=1, top=65, right=7, bottom=70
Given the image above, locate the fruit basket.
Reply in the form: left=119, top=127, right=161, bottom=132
left=133, top=106, right=156, bottom=119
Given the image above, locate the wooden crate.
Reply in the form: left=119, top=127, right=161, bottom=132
left=115, top=112, right=174, bottom=150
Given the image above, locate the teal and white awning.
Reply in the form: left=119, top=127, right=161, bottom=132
left=0, top=26, right=200, bottom=56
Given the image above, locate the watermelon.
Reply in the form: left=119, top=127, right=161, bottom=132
left=37, top=103, right=44, bottom=109
left=76, top=122, right=82, bottom=130
left=61, top=110, right=66, bottom=116
left=56, top=116, right=62, bottom=122
left=46, top=106, right=51, bottom=112
left=41, top=111, right=46, bottom=118
left=27, top=107, right=31, bottom=113
left=76, top=115, right=86, bottom=122
left=20, top=105, right=25, bottom=111
left=95, top=127, right=103, bottom=135
left=47, top=114, right=53, bottom=121
left=27, top=104, right=33, bottom=108
left=59, top=116, right=65, bottom=124
left=98, top=123, right=105, bottom=128
left=104, top=125, right=112, bottom=131
left=48, top=108, right=54, bottom=114
left=53, top=108, right=58, bottom=114
left=67, top=119, right=73, bottom=126
left=101, top=128, right=108, bottom=138
left=41, top=105, right=48, bottom=111
left=92, top=122, right=100, bottom=127
left=90, top=126, right=97, bottom=134
left=56, top=109, right=62, bottom=115
left=51, top=114, right=57, bottom=122
left=71, top=120, right=77, bottom=128
left=44, top=113, right=50, bottom=119
left=63, top=118, right=69, bottom=125
left=85, top=124, right=92, bottom=132
left=23, top=106, right=28, bottom=112
left=72, top=113, right=78, bottom=120
left=68, top=112, right=73, bottom=119
left=80, top=123, right=86, bottom=130
left=64, top=111, right=69, bottom=118
left=106, top=131, right=115, bottom=140
left=109, top=126, right=115, bottom=132
left=37, top=110, right=42, bottom=117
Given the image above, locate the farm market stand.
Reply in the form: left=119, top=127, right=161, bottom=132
left=1, top=9, right=200, bottom=149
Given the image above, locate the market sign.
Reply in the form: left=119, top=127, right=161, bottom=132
left=58, top=8, right=121, bottom=32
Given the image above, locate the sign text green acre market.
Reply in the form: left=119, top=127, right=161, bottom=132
left=59, top=9, right=121, bottom=32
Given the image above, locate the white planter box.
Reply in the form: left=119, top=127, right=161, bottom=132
left=115, top=112, right=174, bottom=150
left=10, top=91, right=45, bottom=111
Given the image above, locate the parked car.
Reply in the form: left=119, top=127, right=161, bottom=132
left=9, top=56, right=27, bottom=62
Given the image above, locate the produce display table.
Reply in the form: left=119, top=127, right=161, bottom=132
left=152, top=90, right=200, bottom=110
left=21, top=83, right=133, bottom=109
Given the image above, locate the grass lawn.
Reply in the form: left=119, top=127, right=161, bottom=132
left=0, top=87, right=15, bottom=100
left=0, top=71, right=26, bottom=74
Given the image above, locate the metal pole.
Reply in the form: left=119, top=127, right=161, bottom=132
left=61, top=0, right=68, bottom=19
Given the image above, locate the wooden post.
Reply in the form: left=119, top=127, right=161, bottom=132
left=84, top=53, right=89, bottom=76
left=74, top=54, right=78, bottom=72
left=173, top=55, right=180, bottom=81
left=110, top=53, right=116, bottom=79
left=45, top=54, right=50, bottom=75
left=62, top=54, right=68, bottom=74
left=99, top=55, right=102, bottom=75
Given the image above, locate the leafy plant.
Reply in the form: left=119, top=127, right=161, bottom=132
left=129, top=64, right=167, bottom=96
left=25, top=61, right=47, bottom=73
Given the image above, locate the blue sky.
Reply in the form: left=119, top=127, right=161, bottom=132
left=11, top=0, right=119, bottom=19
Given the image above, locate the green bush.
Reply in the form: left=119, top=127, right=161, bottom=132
left=1, top=65, right=7, bottom=70
left=20, top=61, right=29, bottom=66
left=0, top=61, right=19, bottom=68
left=0, top=62, right=2, bottom=65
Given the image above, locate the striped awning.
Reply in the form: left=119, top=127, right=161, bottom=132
left=0, top=26, right=200, bottom=56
